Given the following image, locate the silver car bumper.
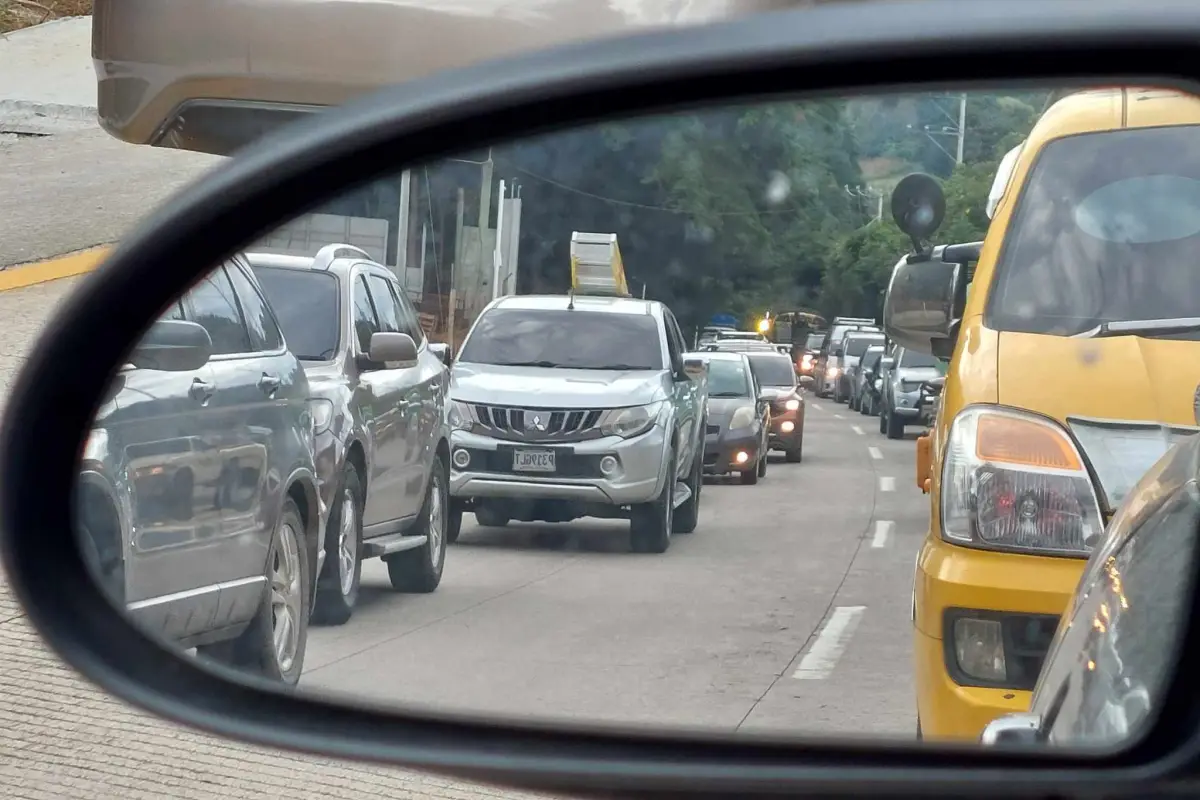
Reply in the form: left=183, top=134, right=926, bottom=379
left=892, top=388, right=922, bottom=417
left=448, top=424, right=669, bottom=506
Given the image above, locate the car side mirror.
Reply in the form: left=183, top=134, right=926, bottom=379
left=428, top=342, right=453, bottom=367
left=682, top=357, right=707, bottom=381
left=129, top=320, right=212, bottom=372
left=362, top=331, right=418, bottom=370
left=979, top=713, right=1042, bottom=746
left=880, top=357, right=896, bottom=371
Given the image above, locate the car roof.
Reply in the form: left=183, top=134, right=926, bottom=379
left=490, top=294, right=657, bottom=315
left=688, top=350, right=748, bottom=362
left=244, top=248, right=391, bottom=279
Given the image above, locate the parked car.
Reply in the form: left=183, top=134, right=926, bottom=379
left=879, top=346, right=944, bottom=439
left=446, top=294, right=708, bottom=554
left=838, top=330, right=887, bottom=405
left=697, top=350, right=771, bottom=484
left=852, top=344, right=886, bottom=414
left=75, top=260, right=324, bottom=686
left=744, top=350, right=805, bottom=462
left=248, top=244, right=452, bottom=626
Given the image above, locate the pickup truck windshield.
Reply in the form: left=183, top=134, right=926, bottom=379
left=251, top=266, right=340, bottom=360
left=989, top=124, right=1200, bottom=338
left=746, top=354, right=797, bottom=387
left=458, top=308, right=664, bottom=370
left=706, top=359, right=753, bottom=397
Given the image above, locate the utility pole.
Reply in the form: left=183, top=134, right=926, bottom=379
left=956, top=92, right=966, bottom=165
left=478, top=148, right=494, bottom=303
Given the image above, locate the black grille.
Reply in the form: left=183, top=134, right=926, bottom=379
left=459, top=446, right=601, bottom=479
left=473, top=404, right=603, bottom=442
left=705, top=424, right=721, bottom=435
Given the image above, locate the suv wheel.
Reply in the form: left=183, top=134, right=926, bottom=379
left=312, top=466, right=363, bottom=626
left=631, top=456, right=674, bottom=553
left=879, top=406, right=888, bottom=435
left=785, top=433, right=803, bottom=463
left=756, top=450, right=768, bottom=478
left=886, top=410, right=905, bottom=440
left=386, top=454, right=448, bottom=593
left=672, top=443, right=703, bottom=534
left=475, top=504, right=510, bottom=528
left=199, top=497, right=309, bottom=686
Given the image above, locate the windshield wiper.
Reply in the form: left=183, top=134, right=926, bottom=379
left=709, top=392, right=748, bottom=398
left=571, top=364, right=653, bottom=371
left=491, top=360, right=566, bottom=368
left=1074, top=317, right=1200, bottom=339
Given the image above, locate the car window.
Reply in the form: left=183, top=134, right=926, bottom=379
left=352, top=275, right=379, bottom=353
left=388, top=280, right=426, bottom=346
left=457, top=308, right=664, bottom=370
left=663, top=311, right=686, bottom=371
left=182, top=266, right=252, bottom=355
left=227, top=263, right=284, bottom=353
left=845, top=336, right=885, bottom=357
left=367, top=274, right=404, bottom=334
left=706, top=358, right=752, bottom=397
left=899, top=349, right=941, bottom=368
left=747, top=354, right=796, bottom=387
left=252, top=266, right=341, bottom=361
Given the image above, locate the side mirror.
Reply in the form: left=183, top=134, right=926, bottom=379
left=979, top=713, right=1042, bottom=747
left=880, top=357, right=896, bottom=371
left=363, top=331, right=418, bottom=369
left=682, top=357, right=707, bottom=380
left=428, top=342, right=452, bottom=367
left=129, top=320, right=212, bottom=372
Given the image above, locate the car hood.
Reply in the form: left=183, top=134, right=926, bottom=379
left=998, top=331, right=1200, bottom=512
left=450, top=363, right=665, bottom=408
left=894, top=366, right=942, bottom=385
left=707, top=396, right=753, bottom=424
left=757, top=386, right=796, bottom=400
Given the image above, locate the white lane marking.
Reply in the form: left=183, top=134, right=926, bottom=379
left=852, top=425, right=864, bottom=435
left=872, top=520, right=894, bottom=548
left=868, top=446, right=883, bottom=460
left=879, top=476, right=896, bottom=492
left=834, top=413, right=844, bottom=419
left=792, top=606, right=867, bottom=680
left=811, top=403, right=823, bottom=412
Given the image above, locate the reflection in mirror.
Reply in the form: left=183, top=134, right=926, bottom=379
left=73, top=85, right=1200, bottom=753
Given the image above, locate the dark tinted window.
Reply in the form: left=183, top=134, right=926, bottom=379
left=228, top=264, right=284, bottom=353
left=706, top=358, right=753, bottom=397
left=252, top=267, right=340, bottom=360
left=861, top=349, right=884, bottom=371
left=458, top=308, right=664, bottom=370
left=805, top=333, right=826, bottom=350
left=367, top=275, right=404, bottom=334
left=747, top=354, right=796, bottom=387
left=352, top=276, right=378, bottom=353
left=184, top=267, right=251, bottom=355
left=845, top=336, right=885, bottom=357
left=991, top=125, right=1200, bottom=337
left=899, top=349, right=941, bottom=368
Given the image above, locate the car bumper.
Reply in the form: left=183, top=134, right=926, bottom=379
left=892, top=389, right=922, bottom=417
left=913, top=536, right=1083, bottom=740
left=767, top=416, right=802, bottom=450
left=703, top=430, right=761, bottom=474
left=448, top=425, right=668, bottom=506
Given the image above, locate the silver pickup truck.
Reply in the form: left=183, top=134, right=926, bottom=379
left=445, top=294, right=709, bottom=554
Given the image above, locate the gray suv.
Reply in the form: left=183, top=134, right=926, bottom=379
left=879, top=346, right=944, bottom=439
left=249, top=245, right=452, bottom=626
left=75, top=260, right=324, bottom=686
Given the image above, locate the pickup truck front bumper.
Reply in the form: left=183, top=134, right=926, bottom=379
left=448, top=425, right=669, bottom=508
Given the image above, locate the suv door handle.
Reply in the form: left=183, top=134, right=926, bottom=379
left=258, top=373, right=281, bottom=395
left=189, top=378, right=216, bottom=402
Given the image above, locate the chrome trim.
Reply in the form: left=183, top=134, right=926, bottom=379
left=127, top=575, right=265, bottom=611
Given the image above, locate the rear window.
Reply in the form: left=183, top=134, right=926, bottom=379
left=706, top=358, right=753, bottom=397
left=862, top=349, right=884, bottom=370
left=845, top=336, right=885, bottom=357
left=747, top=354, right=796, bottom=387
left=899, top=349, right=941, bottom=368
left=458, top=308, right=664, bottom=370
left=989, top=125, right=1200, bottom=337
left=251, top=266, right=340, bottom=360
left=805, top=333, right=826, bottom=349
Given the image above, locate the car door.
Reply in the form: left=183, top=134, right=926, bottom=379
left=391, top=278, right=446, bottom=503
left=120, top=298, right=222, bottom=639
left=355, top=270, right=419, bottom=531
left=662, top=311, right=696, bottom=480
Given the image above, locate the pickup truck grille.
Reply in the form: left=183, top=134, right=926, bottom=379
left=473, top=404, right=604, bottom=442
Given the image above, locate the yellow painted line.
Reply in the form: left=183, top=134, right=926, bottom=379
left=0, top=246, right=112, bottom=292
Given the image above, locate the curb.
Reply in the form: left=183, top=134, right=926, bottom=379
left=0, top=246, right=110, bottom=292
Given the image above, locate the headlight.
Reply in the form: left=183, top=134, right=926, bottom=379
left=801, top=354, right=813, bottom=366
left=873, top=378, right=882, bottom=391
left=941, top=406, right=1104, bottom=556
left=448, top=400, right=473, bottom=431
left=729, top=405, right=756, bottom=430
left=785, top=398, right=801, bottom=411
left=826, top=366, right=840, bottom=378
left=601, top=401, right=664, bottom=439
left=309, top=399, right=335, bottom=435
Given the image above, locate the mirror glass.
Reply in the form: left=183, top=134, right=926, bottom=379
left=68, top=85, right=1200, bottom=752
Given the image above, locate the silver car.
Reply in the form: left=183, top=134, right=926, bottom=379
left=879, top=346, right=944, bottom=439
left=445, top=294, right=708, bottom=554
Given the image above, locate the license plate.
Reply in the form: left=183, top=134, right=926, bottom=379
left=513, top=450, right=556, bottom=472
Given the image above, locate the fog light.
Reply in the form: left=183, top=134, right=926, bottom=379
left=452, top=448, right=471, bottom=469
left=599, top=455, right=619, bottom=476
left=734, top=451, right=750, bottom=465
left=780, top=420, right=795, bottom=433
left=953, top=617, right=1006, bottom=683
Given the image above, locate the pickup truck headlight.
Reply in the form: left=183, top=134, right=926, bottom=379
left=448, top=400, right=473, bottom=432
left=941, top=406, right=1104, bottom=557
left=601, top=401, right=664, bottom=439
left=729, top=405, right=756, bottom=430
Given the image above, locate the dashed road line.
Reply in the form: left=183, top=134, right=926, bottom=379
left=879, top=476, right=896, bottom=492
left=868, top=446, right=883, bottom=460
left=851, top=425, right=864, bottom=435
left=792, top=606, right=867, bottom=680
left=834, top=413, right=844, bottom=419
left=811, top=402, right=823, bottom=412
left=872, top=520, right=894, bottom=548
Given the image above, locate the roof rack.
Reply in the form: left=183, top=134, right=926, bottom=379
left=313, top=243, right=372, bottom=271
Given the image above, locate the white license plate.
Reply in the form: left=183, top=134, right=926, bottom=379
left=513, top=450, right=556, bottom=472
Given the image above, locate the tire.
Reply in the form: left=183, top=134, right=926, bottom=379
left=77, top=498, right=126, bottom=606
left=386, top=454, right=448, bottom=593
left=672, top=442, right=703, bottom=534
left=740, top=463, right=760, bottom=485
left=757, top=450, right=768, bottom=478
left=312, top=465, right=363, bottom=626
left=474, top=504, right=509, bottom=528
left=785, top=434, right=803, bottom=463
left=447, top=500, right=464, bottom=544
left=199, top=497, right=309, bottom=686
left=630, top=455, right=674, bottom=554
left=849, top=393, right=859, bottom=411
left=879, top=407, right=888, bottom=435
left=886, top=410, right=905, bottom=440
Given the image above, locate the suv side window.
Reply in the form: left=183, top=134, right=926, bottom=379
left=662, top=311, right=685, bottom=373
left=352, top=275, right=379, bottom=354
left=183, top=266, right=252, bottom=356
left=390, top=282, right=426, bottom=346
left=226, top=262, right=284, bottom=352
left=367, top=274, right=404, bottom=335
